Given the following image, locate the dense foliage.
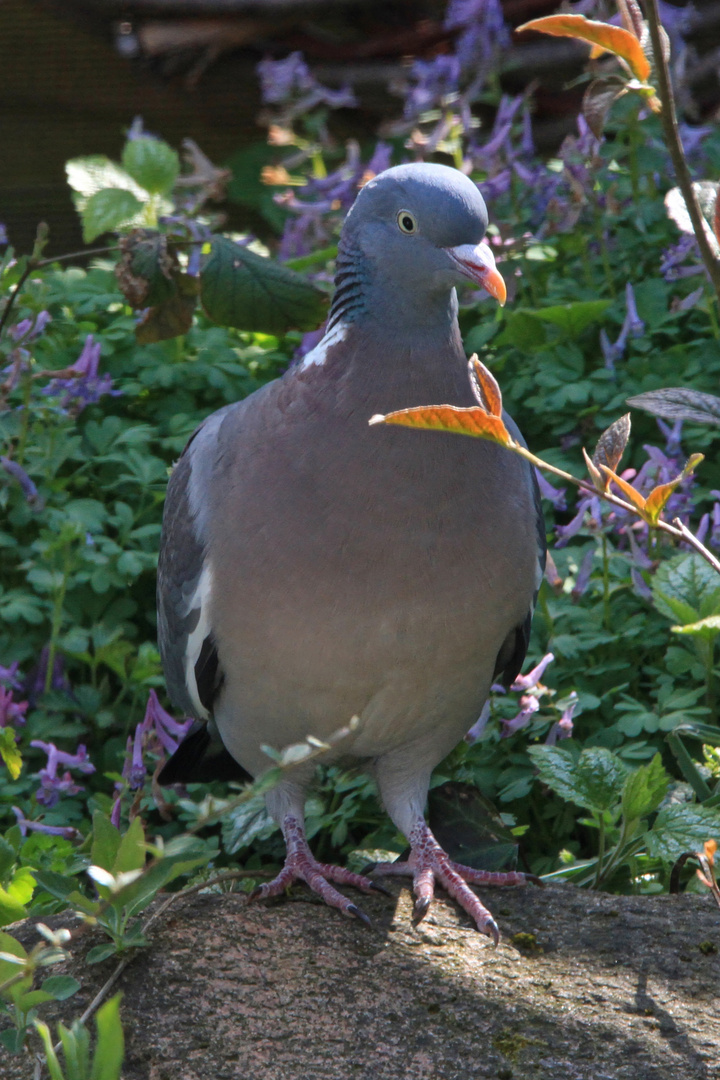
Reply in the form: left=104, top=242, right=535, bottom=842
left=2, top=0, right=720, bottom=1066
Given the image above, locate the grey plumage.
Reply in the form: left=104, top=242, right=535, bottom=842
left=157, top=163, right=545, bottom=938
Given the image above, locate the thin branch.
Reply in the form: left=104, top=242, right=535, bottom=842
left=672, top=517, right=720, bottom=574
left=643, top=0, right=720, bottom=303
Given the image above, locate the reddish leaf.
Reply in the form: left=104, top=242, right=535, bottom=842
left=599, top=464, right=647, bottom=513
left=468, top=354, right=503, bottom=417
left=593, top=414, right=631, bottom=475
left=369, top=405, right=514, bottom=447
left=516, top=15, right=652, bottom=83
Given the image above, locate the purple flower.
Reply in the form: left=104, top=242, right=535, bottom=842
left=0, top=224, right=7, bottom=246
left=546, top=694, right=578, bottom=745
left=571, top=548, right=595, bottom=600
left=12, top=807, right=81, bottom=842
left=510, top=653, right=554, bottom=692
left=8, top=311, right=51, bottom=343
left=445, top=0, right=510, bottom=72
left=402, top=55, right=461, bottom=118
left=42, top=335, right=121, bottom=414
left=631, top=567, right=653, bottom=601
left=535, top=469, right=567, bottom=511
left=24, top=646, right=70, bottom=707
left=0, top=457, right=42, bottom=508
left=257, top=52, right=356, bottom=117
left=555, top=495, right=603, bottom=547
left=31, top=741, right=95, bottom=808
left=501, top=695, right=539, bottom=738
left=121, top=690, right=192, bottom=792
left=0, top=686, right=27, bottom=727
left=660, top=235, right=704, bottom=282
left=673, top=286, right=705, bottom=312
left=0, top=661, right=22, bottom=691
left=600, top=283, right=645, bottom=371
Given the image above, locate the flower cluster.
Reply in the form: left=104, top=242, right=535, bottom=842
left=31, top=740, right=95, bottom=808
left=42, top=334, right=121, bottom=415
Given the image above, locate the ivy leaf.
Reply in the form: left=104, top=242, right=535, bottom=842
left=528, top=745, right=627, bottom=814
left=627, top=387, right=720, bottom=428
left=646, top=803, right=720, bottom=861
left=200, top=237, right=328, bottom=334
left=517, top=15, right=651, bottom=82
left=621, top=754, right=669, bottom=822
left=121, top=137, right=179, bottom=195
left=81, top=189, right=145, bottom=243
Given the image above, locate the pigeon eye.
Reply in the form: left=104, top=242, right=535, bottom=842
left=397, top=210, right=418, bottom=235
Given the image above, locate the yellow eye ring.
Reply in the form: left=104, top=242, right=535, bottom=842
left=397, top=210, right=418, bottom=234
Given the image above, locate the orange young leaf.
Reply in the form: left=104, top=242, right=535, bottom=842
left=643, top=480, right=681, bottom=525
left=598, top=464, right=647, bottom=514
left=582, top=447, right=605, bottom=492
left=369, top=405, right=514, bottom=447
left=704, top=839, right=717, bottom=864
left=468, top=354, right=503, bottom=417
left=516, top=15, right=652, bottom=83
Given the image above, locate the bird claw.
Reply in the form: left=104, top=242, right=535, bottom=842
left=412, top=896, right=432, bottom=924
left=347, top=903, right=372, bottom=927
left=368, top=880, right=393, bottom=897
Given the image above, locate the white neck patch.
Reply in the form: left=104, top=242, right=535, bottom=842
left=298, top=320, right=348, bottom=371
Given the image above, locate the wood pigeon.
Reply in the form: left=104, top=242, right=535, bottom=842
left=157, top=163, right=546, bottom=941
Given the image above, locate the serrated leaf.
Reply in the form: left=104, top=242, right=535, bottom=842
left=427, top=782, right=518, bottom=871
left=621, top=754, right=669, bottom=822
left=122, top=137, right=179, bottom=195
left=646, top=803, right=720, bottom=861
left=528, top=745, right=627, bottom=814
left=115, top=231, right=180, bottom=308
left=135, top=276, right=199, bottom=344
left=583, top=76, right=626, bottom=138
left=627, top=388, right=720, bottom=427
left=369, top=404, right=514, bottom=446
left=41, top=975, right=81, bottom=1001
left=81, top=189, right=145, bottom=243
left=664, top=182, right=720, bottom=257
left=221, top=794, right=276, bottom=855
left=90, top=994, right=125, bottom=1080
left=200, top=237, right=327, bottom=334
left=517, top=15, right=651, bottom=82
left=653, top=554, right=720, bottom=623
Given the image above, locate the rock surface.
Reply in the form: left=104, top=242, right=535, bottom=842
left=4, top=882, right=720, bottom=1079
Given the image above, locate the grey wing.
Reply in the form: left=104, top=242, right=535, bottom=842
left=157, top=405, right=233, bottom=720
left=492, top=418, right=547, bottom=687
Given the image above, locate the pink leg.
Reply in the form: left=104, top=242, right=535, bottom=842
left=369, top=820, right=541, bottom=943
left=250, top=814, right=387, bottom=925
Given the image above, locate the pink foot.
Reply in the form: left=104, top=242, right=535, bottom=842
left=369, top=821, right=541, bottom=943
left=249, top=814, right=386, bottom=925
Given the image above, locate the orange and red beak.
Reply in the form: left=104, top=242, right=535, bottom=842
left=444, top=241, right=507, bottom=306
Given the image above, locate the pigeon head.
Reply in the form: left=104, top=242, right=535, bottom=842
left=329, top=163, right=505, bottom=333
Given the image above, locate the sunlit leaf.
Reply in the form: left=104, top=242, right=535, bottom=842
left=671, top=615, right=720, bottom=640
left=122, top=137, right=179, bottom=196
left=468, top=354, right=503, bottom=416
left=621, top=754, right=669, bottom=822
left=598, top=465, right=647, bottom=513
left=0, top=728, right=21, bottom=780
left=369, top=405, right=514, bottom=446
left=517, top=15, right=651, bottom=83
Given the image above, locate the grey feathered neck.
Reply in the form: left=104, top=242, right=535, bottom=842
left=326, top=233, right=369, bottom=332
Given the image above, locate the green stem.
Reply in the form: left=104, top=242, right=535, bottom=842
left=594, top=814, right=607, bottom=889
left=602, top=534, right=610, bottom=630
left=45, top=543, right=72, bottom=694
left=666, top=732, right=712, bottom=801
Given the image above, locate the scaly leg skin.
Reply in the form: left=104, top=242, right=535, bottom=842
left=369, top=819, right=542, bottom=944
left=249, top=813, right=388, bottom=926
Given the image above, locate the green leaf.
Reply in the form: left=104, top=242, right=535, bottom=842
left=427, top=781, right=518, bottom=871
left=0, top=885, right=27, bottom=927
left=529, top=299, right=611, bottom=337
left=646, top=803, right=720, bottom=861
left=200, top=237, right=328, bottom=334
left=41, top=975, right=81, bottom=1001
left=91, top=810, right=122, bottom=873
left=115, top=231, right=181, bottom=308
left=86, top=943, right=118, bottom=965
left=82, top=189, right=145, bottom=242
left=0, top=1027, right=26, bottom=1054
left=0, top=931, right=27, bottom=989
left=34, top=1021, right=65, bottom=1080
left=221, top=794, right=277, bottom=855
left=672, top=615, right=720, bottom=641
left=122, top=137, right=179, bottom=195
left=90, top=994, right=125, bottom=1080
left=528, top=746, right=627, bottom=814
left=0, top=837, right=16, bottom=880
left=112, top=816, right=145, bottom=876
left=652, top=554, right=720, bottom=624
left=0, top=728, right=22, bottom=781
left=621, top=754, right=669, bottom=822
left=15, top=988, right=55, bottom=1010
